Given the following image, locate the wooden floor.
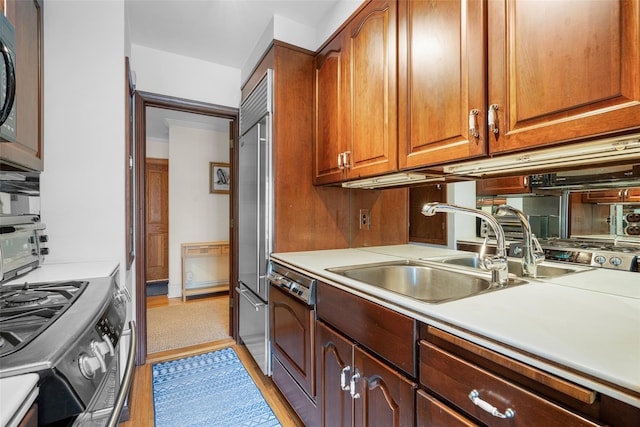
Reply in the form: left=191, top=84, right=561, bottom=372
left=119, top=295, right=304, bottom=427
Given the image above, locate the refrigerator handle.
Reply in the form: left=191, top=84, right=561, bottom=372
left=236, top=285, right=266, bottom=311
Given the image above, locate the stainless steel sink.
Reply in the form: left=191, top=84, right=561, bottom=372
left=434, top=255, right=589, bottom=278
left=327, top=260, right=524, bottom=304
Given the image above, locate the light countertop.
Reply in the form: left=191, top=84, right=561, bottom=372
left=270, top=244, right=640, bottom=408
left=0, top=374, right=38, bottom=427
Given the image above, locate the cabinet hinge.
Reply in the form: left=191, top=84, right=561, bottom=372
left=229, top=139, right=234, bottom=149
left=229, top=297, right=234, bottom=308
left=230, top=219, right=234, bottom=228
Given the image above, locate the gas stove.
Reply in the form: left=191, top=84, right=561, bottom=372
left=538, top=238, right=640, bottom=271
left=0, top=280, right=88, bottom=357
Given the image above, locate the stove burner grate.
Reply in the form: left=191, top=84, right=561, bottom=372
left=0, top=280, right=88, bottom=357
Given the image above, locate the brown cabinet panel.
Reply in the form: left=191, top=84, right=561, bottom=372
left=270, top=285, right=315, bottom=398
left=398, top=0, right=487, bottom=168
left=476, top=176, right=530, bottom=195
left=488, top=0, right=640, bottom=153
left=581, top=188, right=640, bottom=203
left=417, top=389, right=478, bottom=427
left=2, top=0, right=43, bottom=171
left=354, top=346, right=416, bottom=427
left=409, top=184, right=447, bottom=245
left=317, top=321, right=354, bottom=427
left=347, top=0, right=397, bottom=179
left=420, top=341, right=603, bottom=427
left=313, top=34, right=348, bottom=185
left=313, top=0, right=397, bottom=184
left=317, top=281, right=416, bottom=376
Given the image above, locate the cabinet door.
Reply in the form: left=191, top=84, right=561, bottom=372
left=346, top=0, right=398, bottom=179
left=353, top=346, right=416, bottom=427
left=488, top=0, right=640, bottom=153
left=270, top=286, right=315, bottom=398
left=624, top=188, right=640, bottom=202
left=398, top=0, right=487, bottom=168
left=416, top=389, right=478, bottom=427
left=581, top=190, right=623, bottom=204
left=2, top=0, right=43, bottom=171
left=317, top=321, right=353, bottom=427
left=313, top=33, right=348, bottom=185
left=476, top=176, right=529, bottom=195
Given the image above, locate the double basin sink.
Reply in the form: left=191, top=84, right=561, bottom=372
left=327, top=255, right=589, bottom=304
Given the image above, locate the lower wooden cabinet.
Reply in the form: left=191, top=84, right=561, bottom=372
left=416, top=389, right=478, bottom=427
left=316, top=321, right=416, bottom=427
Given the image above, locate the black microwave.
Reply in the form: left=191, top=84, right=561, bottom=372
left=0, top=13, right=16, bottom=143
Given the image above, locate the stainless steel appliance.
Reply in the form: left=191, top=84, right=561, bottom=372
left=535, top=238, right=640, bottom=272
left=0, top=216, right=136, bottom=426
left=268, top=261, right=319, bottom=426
left=0, top=214, right=48, bottom=281
left=0, top=13, right=17, bottom=142
left=529, top=164, right=640, bottom=190
left=237, top=70, right=273, bottom=375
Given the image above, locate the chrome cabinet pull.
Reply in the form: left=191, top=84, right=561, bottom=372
left=468, top=389, right=515, bottom=419
left=469, top=109, right=479, bottom=138
left=488, top=104, right=499, bottom=134
left=350, top=371, right=361, bottom=399
left=340, top=365, right=351, bottom=390
left=338, top=152, right=344, bottom=170
left=343, top=151, right=351, bottom=169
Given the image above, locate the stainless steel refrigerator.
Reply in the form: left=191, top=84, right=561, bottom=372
left=236, top=70, right=273, bottom=375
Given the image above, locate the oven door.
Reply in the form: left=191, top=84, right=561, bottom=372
left=72, top=321, right=136, bottom=427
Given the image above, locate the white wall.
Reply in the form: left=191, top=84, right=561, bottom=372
left=42, top=0, right=126, bottom=265
left=167, top=126, right=229, bottom=297
left=146, top=138, right=169, bottom=159
left=447, top=181, right=478, bottom=249
left=130, top=44, right=241, bottom=108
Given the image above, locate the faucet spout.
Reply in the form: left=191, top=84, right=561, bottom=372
left=421, top=202, right=509, bottom=286
left=495, top=205, right=545, bottom=277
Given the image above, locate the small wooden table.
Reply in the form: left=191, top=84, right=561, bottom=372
left=181, top=241, right=229, bottom=301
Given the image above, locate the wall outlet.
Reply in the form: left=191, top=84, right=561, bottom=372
left=359, top=209, right=370, bottom=230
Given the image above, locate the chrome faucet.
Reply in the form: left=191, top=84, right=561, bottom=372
left=421, top=202, right=509, bottom=286
left=495, top=205, right=545, bottom=277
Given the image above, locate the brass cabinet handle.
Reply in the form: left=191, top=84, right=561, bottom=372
left=488, top=104, right=499, bottom=134
left=469, top=109, right=480, bottom=138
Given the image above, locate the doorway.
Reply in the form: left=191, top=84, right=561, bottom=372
left=133, top=91, right=238, bottom=365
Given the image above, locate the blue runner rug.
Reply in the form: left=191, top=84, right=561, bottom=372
left=152, top=347, right=282, bottom=427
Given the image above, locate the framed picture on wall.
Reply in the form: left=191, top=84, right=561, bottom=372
left=210, top=162, right=230, bottom=194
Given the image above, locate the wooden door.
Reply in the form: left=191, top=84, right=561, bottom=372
left=145, top=158, right=169, bottom=282
left=317, top=321, right=354, bottom=427
left=488, top=0, right=640, bottom=153
left=2, top=0, right=43, bottom=171
left=398, top=0, right=487, bottom=168
left=353, top=346, right=416, bottom=427
left=314, top=33, right=349, bottom=185
left=347, top=0, right=398, bottom=179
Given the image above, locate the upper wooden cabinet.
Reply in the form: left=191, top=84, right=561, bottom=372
left=487, top=0, right=640, bottom=153
left=398, top=0, right=487, bottom=168
left=313, top=0, right=398, bottom=185
left=1, top=0, right=44, bottom=171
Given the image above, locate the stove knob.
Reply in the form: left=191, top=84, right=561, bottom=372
left=79, top=353, right=103, bottom=379
left=609, top=257, right=622, bottom=267
left=40, top=248, right=50, bottom=255
left=594, top=255, right=606, bottom=265
left=39, top=235, right=49, bottom=243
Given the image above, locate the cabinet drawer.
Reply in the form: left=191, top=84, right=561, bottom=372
left=185, top=246, right=221, bottom=256
left=420, top=342, right=603, bottom=427
left=317, top=282, right=416, bottom=376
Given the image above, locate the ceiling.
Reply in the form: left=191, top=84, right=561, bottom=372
left=126, top=0, right=345, bottom=141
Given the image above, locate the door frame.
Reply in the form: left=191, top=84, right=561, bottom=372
left=134, top=91, right=238, bottom=365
